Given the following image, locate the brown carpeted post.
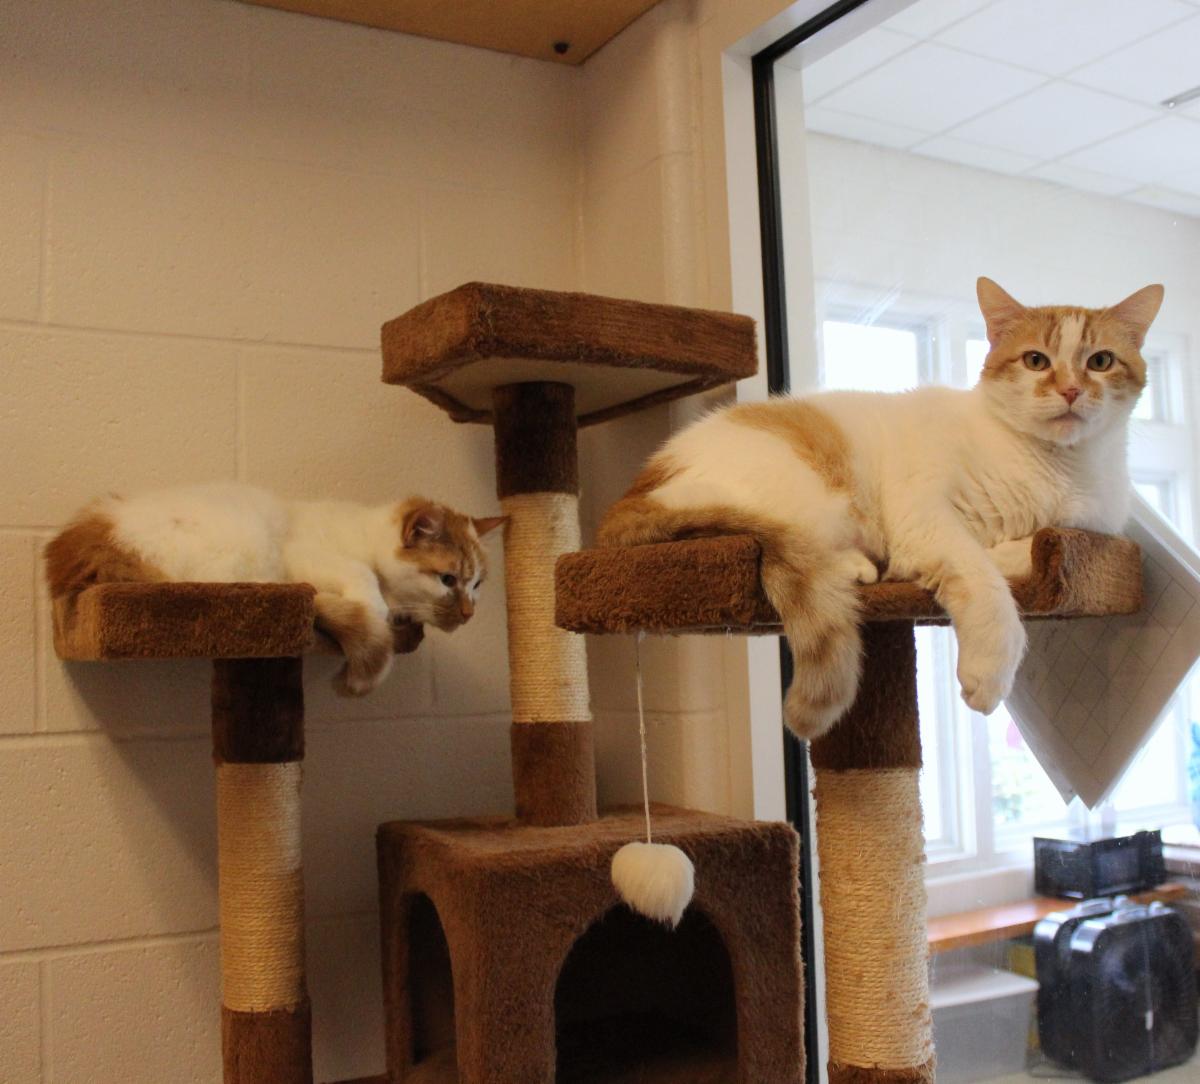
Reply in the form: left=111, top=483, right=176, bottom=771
left=810, top=622, right=934, bottom=1084
left=493, top=381, right=597, bottom=827
left=212, top=657, right=313, bottom=1084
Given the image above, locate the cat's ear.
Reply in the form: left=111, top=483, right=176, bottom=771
left=402, top=504, right=445, bottom=546
left=976, top=277, right=1025, bottom=339
left=1107, top=284, right=1164, bottom=346
left=472, top=515, right=508, bottom=538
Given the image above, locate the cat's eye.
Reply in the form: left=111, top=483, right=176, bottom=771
left=1087, top=350, right=1115, bottom=372
left=440, top=573, right=457, bottom=588
left=1022, top=351, right=1051, bottom=371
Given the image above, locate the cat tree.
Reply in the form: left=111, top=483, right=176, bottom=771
left=53, top=582, right=423, bottom=1084
left=49, top=281, right=1146, bottom=1084
left=377, top=282, right=807, bottom=1084
left=557, top=528, right=1143, bottom=1084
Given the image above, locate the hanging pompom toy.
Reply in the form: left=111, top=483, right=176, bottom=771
left=611, top=633, right=695, bottom=927
left=612, top=839, right=694, bottom=927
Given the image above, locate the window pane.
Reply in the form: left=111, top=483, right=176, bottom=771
left=1133, top=480, right=1167, bottom=515
left=964, top=338, right=988, bottom=376
left=987, top=706, right=1069, bottom=836
left=821, top=321, right=919, bottom=393
left=1132, top=384, right=1156, bottom=421
left=1110, top=706, right=1186, bottom=813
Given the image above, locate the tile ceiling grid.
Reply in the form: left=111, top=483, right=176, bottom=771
left=791, top=0, right=1200, bottom=217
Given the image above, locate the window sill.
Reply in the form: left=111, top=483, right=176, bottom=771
left=926, top=860, right=1035, bottom=920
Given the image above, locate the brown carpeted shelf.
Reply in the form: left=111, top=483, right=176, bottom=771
left=53, top=582, right=425, bottom=660
left=555, top=527, right=1143, bottom=635
left=381, top=282, right=756, bottom=427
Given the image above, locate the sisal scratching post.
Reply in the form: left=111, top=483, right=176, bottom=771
left=51, top=579, right=431, bottom=1084
left=212, top=657, right=312, bottom=1084
left=555, top=529, right=1144, bottom=1084
left=378, top=284, right=791, bottom=1084
left=382, top=283, right=756, bottom=827
left=493, top=382, right=596, bottom=826
left=810, top=623, right=932, bottom=1084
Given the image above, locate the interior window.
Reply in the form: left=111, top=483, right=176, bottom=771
left=777, top=0, right=1200, bottom=891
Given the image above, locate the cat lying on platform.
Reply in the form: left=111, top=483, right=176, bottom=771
left=600, top=278, right=1163, bottom=740
left=45, top=483, right=504, bottom=695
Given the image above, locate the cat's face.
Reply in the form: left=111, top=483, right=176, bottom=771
left=976, top=277, right=1163, bottom=447
left=379, top=500, right=504, bottom=632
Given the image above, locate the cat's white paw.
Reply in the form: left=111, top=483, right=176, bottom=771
left=837, top=550, right=879, bottom=585
left=957, top=668, right=1010, bottom=715
left=955, top=608, right=1025, bottom=715
left=334, top=650, right=393, bottom=697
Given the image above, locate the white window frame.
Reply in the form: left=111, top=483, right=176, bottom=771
left=816, top=300, right=1198, bottom=889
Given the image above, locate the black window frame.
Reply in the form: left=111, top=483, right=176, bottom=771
left=750, top=4, right=876, bottom=1081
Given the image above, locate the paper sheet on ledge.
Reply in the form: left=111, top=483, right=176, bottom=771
left=1005, top=497, right=1200, bottom=808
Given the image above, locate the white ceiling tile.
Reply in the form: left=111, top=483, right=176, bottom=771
left=1070, top=15, right=1200, bottom=105
left=936, top=0, right=1191, bottom=76
left=819, top=43, right=1044, bottom=133
left=1125, top=185, right=1200, bottom=217
left=1028, top=162, right=1136, bottom=197
left=882, top=0, right=994, bottom=39
left=804, top=106, right=930, bottom=150
left=947, top=83, right=1159, bottom=158
left=1063, top=117, right=1200, bottom=187
left=796, top=28, right=915, bottom=103
left=911, top=135, right=1040, bottom=174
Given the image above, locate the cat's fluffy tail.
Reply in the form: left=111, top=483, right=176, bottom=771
left=599, top=487, right=862, bottom=741
left=44, top=507, right=163, bottom=604
left=760, top=536, right=862, bottom=740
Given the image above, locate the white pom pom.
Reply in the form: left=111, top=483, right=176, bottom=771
left=611, top=840, right=695, bottom=927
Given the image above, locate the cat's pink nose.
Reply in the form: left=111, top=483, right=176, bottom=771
left=1060, top=386, right=1081, bottom=405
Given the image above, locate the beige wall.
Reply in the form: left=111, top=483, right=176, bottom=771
left=0, top=0, right=807, bottom=1077
left=0, top=2, right=580, bottom=1080
left=578, top=0, right=741, bottom=819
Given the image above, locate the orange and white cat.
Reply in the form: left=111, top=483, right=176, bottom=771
left=45, top=483, right=504, bottom=696
left=600, top=278, right=1163, bottom=740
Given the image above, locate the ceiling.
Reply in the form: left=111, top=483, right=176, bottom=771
left=784, top=0, right=1200, bottom=218
left=239, top=0, right=662, bottom=65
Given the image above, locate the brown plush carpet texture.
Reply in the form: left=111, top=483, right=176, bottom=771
left=52, top=581, right=426, bottom=662
left=378, top=808, right=804, bottom=1084
left=380, top=282, right=757, bottom=427
left=555, top=527, right=1143, bottom=635
left=54, top=582, right=317, bottom=660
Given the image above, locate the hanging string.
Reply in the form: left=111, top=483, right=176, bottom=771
left=612, top=630, right=695, bottom=928
left=635, top=630, right=651, bottom=844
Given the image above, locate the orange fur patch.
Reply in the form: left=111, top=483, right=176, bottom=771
left=625, top=458, right=680, bottom=499
left=392, top=496, right=493, bottom=622
left=980, top=306, right=1148, bottom=398
left=44, top=510, right=164, bottom=602
left=314, top=592, right=391, bottom=690
left=726, top=400, right=854, bottom=491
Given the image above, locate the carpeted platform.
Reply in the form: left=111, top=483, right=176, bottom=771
left=554, top=527, right=1143, bottom=635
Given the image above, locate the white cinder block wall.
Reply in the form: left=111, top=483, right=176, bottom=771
left=578, top=0, right=743, bottom=819
left=0, top=1, right=591, bottom=1080
left=0, top=0, right=759, bottom=1078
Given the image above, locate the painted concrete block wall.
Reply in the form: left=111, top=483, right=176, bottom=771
left=802, top=131, right=1200, bottom=520
left=578, top=0, right=741, bottom=818
left=0, top=1, right=580, bottom=1079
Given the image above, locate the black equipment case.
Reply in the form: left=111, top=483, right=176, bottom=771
left=1035, top=896, right=1129, bottom=1068
left=1036, top=901, right=1197, bottom=1082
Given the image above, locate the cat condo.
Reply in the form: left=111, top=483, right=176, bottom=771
left=51, top=283, right=1145, bottom=1084
left=376, top=283, right=802, bottom=1084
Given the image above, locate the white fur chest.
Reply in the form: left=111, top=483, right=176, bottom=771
left=950, top=421, right=1127, bottom=543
